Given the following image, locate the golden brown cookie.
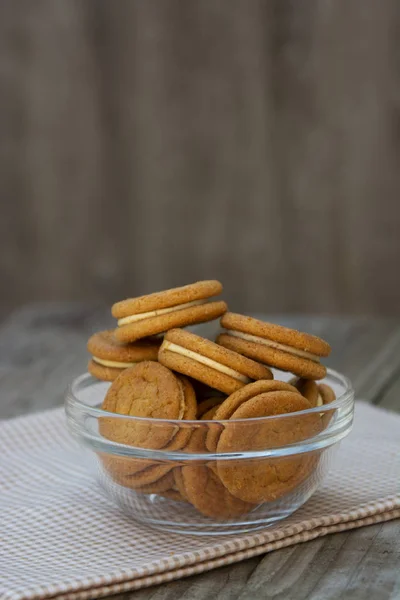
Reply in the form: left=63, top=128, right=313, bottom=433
left=100, top=361, right=184, bottom=449
left=158, top=329, right=273, bottom=395
left=112, top=280, right=227, bottom=342
left=206, top=380, right=301, bottom=452
left=218, top=313, right=331, bottom=380
left=216, top=391, right=322, bottom=503
left=179, top=465, right=255, bottom=519
left=99, top=361, right=186, bottom=484
left=87, top=330, right=160, bottom=381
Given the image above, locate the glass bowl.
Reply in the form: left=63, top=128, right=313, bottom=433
left=65, top=369, right=354, bottom=535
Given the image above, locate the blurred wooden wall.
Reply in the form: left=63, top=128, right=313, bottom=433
left=1, top=0, right=400, bottom=315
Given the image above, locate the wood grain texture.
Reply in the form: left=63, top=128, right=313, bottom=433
left=0, top=306, right=399, bottom=599
left=1, top=0, right=400, bottom=315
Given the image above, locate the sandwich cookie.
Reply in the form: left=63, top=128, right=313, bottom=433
left=206, top=379, right=301, bottom=452
left=159, top=329, right=273, bottom=395
left=112, top=280, right=227, bottom=343
left=100, top=362, right=188, bottom=485
left=87, top=330, right=160, bottom=381
left=216, top=391, right=322, bottom=504
left=218, top=313, right=331, bottom=380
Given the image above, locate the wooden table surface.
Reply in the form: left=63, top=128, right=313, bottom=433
left=1, top=306, right=400, bottom=600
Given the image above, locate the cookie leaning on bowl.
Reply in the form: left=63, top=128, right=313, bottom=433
left=87, top=330, right=160, bottom=381
left=99, top=361, right=197, bottom=488
left=214, top=388, right=323, bottom=504
left=112, top=280, right=227, bottom=342
left=217, top=313, right=331, bottom=380
left=158, top=328, right=273, bottom=395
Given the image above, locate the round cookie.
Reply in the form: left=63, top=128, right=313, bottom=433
left=112, top=280, right=227, bottom=342
left=216, top=391, right=322, bottom=504
left=179, top=465, right=255, bottom=519
left=87, top=330, right=160, bottom=381
left=100, top=361, right=185, bottom=449
left=218, top=313, right=330, bottom=380
left=159, top=329, right=273, bottom=395
left=206, top=380, right=301, bottom=452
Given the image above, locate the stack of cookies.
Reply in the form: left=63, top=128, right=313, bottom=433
left=87, top=280, right=335, bottom=519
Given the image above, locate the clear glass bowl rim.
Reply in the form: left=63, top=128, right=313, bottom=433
left=66, top=368, right=353, bottom=425
left=65, top=368, right=355, bottom=461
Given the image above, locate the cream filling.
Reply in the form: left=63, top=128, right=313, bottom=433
left=92, top=356, right=137, bottom=369
left=317, top=394, right=324, bottom=407
left=225, top=330, right=320, bottom=362
left=163, top=341, right=251, bottom=383
left=118, top=299, right=206, bottom=327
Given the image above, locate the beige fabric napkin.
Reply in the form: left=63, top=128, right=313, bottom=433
left=0, top=401, right=399, bottom=600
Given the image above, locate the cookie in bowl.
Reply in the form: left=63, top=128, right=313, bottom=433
left=215, top=388, right=322, bottom=504
left=99, top=362, right=197, bottom=487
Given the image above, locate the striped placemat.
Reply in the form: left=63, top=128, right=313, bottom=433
left=0, top=401, right=399, bottom=600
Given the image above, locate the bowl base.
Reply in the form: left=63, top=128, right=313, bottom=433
left=112, top=490, right=302, bottom=536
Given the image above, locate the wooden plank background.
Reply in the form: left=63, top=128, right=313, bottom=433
left=1, top=0, right=400, bottom=315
